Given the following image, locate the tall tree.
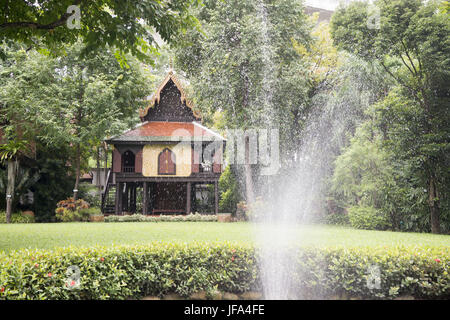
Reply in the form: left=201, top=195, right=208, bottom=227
left=0, top=42, right=150, bottom=201
left=0, top=0, right=199, bottom=63
left=53, top=42, right=150, bottom=200
left=175, top=0, right=312, bottom=202
left=0, top=44, right=41, bottom=222
left=331, top=0, right=450, bottom=233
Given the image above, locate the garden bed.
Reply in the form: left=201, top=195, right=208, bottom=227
left=104, top=213, right=218, bottom=223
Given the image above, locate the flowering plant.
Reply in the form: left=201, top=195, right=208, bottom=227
left=55, top=198, right=90, bottom=222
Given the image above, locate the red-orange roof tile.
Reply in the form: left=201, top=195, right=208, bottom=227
left=107, top=121, right=225, bottom=143
left=125, top=122, right=210, bottom=137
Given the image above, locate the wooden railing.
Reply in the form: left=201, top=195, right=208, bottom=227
left=200, top=162, right=212, bottom=172
left=101, top=169, right=112, bottom=213
left=103, top=168, right=111, bottom=193
left=122, top=166, right=135, bottom=173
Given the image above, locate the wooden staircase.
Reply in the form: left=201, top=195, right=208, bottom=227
left=101, top=169, right=116, bottom=214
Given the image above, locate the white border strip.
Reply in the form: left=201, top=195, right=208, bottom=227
left=193, top=121, right=226, bottom=140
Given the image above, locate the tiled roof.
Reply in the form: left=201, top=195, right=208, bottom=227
left=81, top=172, right=93, bottom=179
left=107, top=121, right=225, bottom=143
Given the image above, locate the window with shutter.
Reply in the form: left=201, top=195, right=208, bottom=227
left=121, top=150, right=135, bottom=173
left=158, top=148, right=176, bottom=175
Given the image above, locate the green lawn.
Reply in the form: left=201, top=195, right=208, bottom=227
left=1, top=222, right=449, bottom=252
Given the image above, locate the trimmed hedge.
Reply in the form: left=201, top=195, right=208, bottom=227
left=0, top=243, right=255, bottom=300
left=0, top=243, right=448, bottom=300
left=105, top=213, right=218, bottom=223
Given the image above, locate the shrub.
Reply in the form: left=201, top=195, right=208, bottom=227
left=235, top=201, right=248, bottom=221
left=219, top=166, right=242, bottom=215
left=325, top=212, right=350, bottom=226
left=78, top=182, right=101, bottom=208
left=55, top=198, right=90, bottom=222
left=0, top=243, right=257, bottom=300
left=348, top=206, right=391, bottom=230
left=31, top=144, right=75, bottom=222
left=246, top=197, right=267, bottom=221
left=0, top=211, right=35, bottom=224
left=298, top=246, right=449, bottom=299
left=0, top=244, right=448, bottom=300
left=104, top=213, right=218, bottom=223
left=80, top=207, right=102, bottom=216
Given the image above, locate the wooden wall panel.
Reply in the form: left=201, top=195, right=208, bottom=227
left=192, top=147, right=200, bottom=173
left=142, top=144, right=191, bottom=177
left=135, top=149, right=143, bottom=173
left=112, top=148, right=121, bottom=173
left=213, top=146, right=223, bottom=173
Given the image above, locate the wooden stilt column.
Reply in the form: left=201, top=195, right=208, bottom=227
left=131, top=183, right=137, bottom=213
left=214, top=181, right=219, bottom=215
left=186, top=182, right=191, bottom=215
left=123, top=183, right=129, bottom=213
left=116, top=182, right=123, bottom=215
left=143, top=182, right=148, bottom=215
left=114, top=184, right=119, bottom=214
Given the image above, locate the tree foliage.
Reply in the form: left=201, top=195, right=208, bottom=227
left=218, top=165, right=242, bottom=214
left=0, top=0, right=199, bottom=63
left=175, top=0, right=311, bottom=149
left=173, top=0, right=315, bottom=205
left=331, top=0, right=450, bottom=233
left=0, top=41, right=150, bottom=214
left=30, top=143, right=75, bottom=222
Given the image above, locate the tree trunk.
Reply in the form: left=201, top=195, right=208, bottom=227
left=96, top=146, right=101, bottom=189
left=73, top=143, right=81, bottom=201
left=5, top=159, right=17, bottom=224
left=429, top=174, right=440, bottom=234
left=244, top=136, right=254, bottom=204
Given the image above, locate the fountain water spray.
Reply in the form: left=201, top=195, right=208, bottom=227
left=253, top=99, right=348, bottom=298
left=250, top=0, right=355, bottom=299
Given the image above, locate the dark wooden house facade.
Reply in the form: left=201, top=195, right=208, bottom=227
left=101, top=71, right=226, bottom=215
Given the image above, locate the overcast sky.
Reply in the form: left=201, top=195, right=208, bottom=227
left=304, top=0, right=339, bottom=10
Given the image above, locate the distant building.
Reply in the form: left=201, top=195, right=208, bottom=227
left=305, top=6, right=334, bottom=23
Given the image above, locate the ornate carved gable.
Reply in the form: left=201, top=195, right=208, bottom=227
left=140, top=72, right=201, bottom=122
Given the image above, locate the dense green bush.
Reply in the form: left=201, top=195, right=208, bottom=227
left=81, top=207, right=102, bottom=216
left=78, top=183, right=101, bottom=208
left=348, top=206, right=391, bottom=230
left=330, top=106, right=450, bottom=234
left=219, top=166, right=242, bottom=215
left=246, top=197, right=267, bottom=221
left=0, top=243, right=257, bottom=300
left=0, top=211, right=35, bottom=224
left=31, top=144, right=75, bottom=222
left=298, top=246, right=449, bottom=299
left=324, top=212, right=350, bottom=226
left=0, top=243, right=448, bottom=300
left=105, top=213, right=218, bottom=223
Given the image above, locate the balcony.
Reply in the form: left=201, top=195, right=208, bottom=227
left=200, top=162, right=212, bottom=173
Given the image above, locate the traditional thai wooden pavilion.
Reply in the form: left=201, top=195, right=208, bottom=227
left=101, top=71, right=225, bottom=215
